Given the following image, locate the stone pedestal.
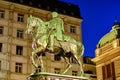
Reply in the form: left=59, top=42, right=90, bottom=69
left=27, top=72, right=88, bottom=80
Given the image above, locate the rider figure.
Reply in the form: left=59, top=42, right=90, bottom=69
left=47, top=12, right=64, bottom=52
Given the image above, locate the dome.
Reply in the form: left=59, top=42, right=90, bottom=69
left=97, top=21, right=120, bottom=48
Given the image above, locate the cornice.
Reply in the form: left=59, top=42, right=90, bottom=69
left=92, top=46, right=120, bottom=63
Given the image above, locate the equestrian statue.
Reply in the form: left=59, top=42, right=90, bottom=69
left=25, top=12, right=84, bottom=76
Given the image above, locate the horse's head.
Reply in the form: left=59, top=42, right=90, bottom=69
left=26, top=15, right=47, bottom=35
left=26, top=15, right=37, bottom=34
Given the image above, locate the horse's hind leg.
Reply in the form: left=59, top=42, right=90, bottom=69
left=62, top=56, right=72, bottom=74
left=74, top=56, right=84, bottom=76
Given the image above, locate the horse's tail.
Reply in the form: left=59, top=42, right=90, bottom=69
left=77, top=42, right=84, bottom=57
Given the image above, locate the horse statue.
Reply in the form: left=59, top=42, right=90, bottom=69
left=25, top=14, right=84, bottom=76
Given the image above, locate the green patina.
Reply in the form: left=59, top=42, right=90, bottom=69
left=26, top=12, right=85, bottom=76
left=98, top=24, right=120, bottom=47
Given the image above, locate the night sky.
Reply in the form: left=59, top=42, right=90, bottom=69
left=60, top=0, right=120, bottom=57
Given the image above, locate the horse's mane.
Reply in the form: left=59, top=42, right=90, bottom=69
left=31, top=17, right=47, bottom=34
left=35, top=18, right=47, bottom=33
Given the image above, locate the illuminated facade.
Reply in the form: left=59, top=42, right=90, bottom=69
left=93, top=22, right=120, bottom=80
left=0, top=0, right=96, bottom=80
left=83, top=57, right=96, bottom=80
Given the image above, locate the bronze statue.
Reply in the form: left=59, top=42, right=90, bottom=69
left=26, top=12, right=84, bottom=76
left=45, top=12, right=64, bottom=52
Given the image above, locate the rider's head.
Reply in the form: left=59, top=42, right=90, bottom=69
left=52, top=12, right=58, bottom=18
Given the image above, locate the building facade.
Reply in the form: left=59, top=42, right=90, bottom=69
left=83, top=57, right=96, bottom=80
left=0, top=0, right=96, bottom=80
left=93, top=22, right=120, bottom=80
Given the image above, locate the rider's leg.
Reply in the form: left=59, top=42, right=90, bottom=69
left=48, top=35, right=54, bottom=51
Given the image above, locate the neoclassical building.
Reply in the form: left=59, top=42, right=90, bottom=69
left=93, top=21, right=120, bottom=80
left=0, top=0, right=96, bottom=80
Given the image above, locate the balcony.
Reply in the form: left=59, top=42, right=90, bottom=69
left=95, top=39, right=120, bottom=56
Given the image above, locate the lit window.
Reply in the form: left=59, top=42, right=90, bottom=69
left=72, top=71, right=78, bottom=76
left=0, top=26, right=3, bottom=34
left=17, top=30, right=23, bottom=38
left=36, top=66, right=41, bottom=73
left=0, top=43, right=2, bottom=52
left=70, top=26, right=76, bottom=33
left=0, top=10, right=5, bottom=18
left=54, top=68, right=60, bottom=74
left=15, top=63, right=22, bottom=73
left=16, top=46, right=23, bottom=55
left=0, top=60, right=1, bottom=70
left=17, top=14, right=24, bottom=22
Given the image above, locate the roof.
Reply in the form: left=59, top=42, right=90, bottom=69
left=97, top=21, right=120, bottom=48
left=5, top=0, right=82, bottom=19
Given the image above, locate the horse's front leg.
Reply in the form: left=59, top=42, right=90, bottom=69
left=38, top=54, right=45, bottom=72
left=32, top=46, right=45, bottom=70
left=62, top=56, right=72, bottom=74
left=31, top=51, right=38, bottom=68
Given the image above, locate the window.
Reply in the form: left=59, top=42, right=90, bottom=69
left=47, top=6, right=50, bottom=10
left=70, top=26, right=76, bottom=33
left=38, top=4, right=41, bottom=8
left=71, top=12, right=74, bottom=16
left=17, top=30, right=23, bottom=38
left=0, top=43, right=2, bottom=52
left=17, top=14, right=24, bottom=22
left=54, top=68, right=60, bottom=74
left=102, top=66, right=106, bottom=79
left=15, top=63, right=22, bottom=73
left=63, top=10, right=66, bottom=14
left=102, top=62, right=115, bottom=80
left=106, top=64, right=111, bottom=78
left=36, top=66, right=41, bottom=73
left=0, top=60, right=1, bottom=70
left=0, top=26, right=3, bottom=34
left=29, top=2, right=32, bottom=5
left=16, top=46, right=23, bottom=55
left=55, top=8, right=58, bottom=11
left=72, top=71, right=78, bottom=76
left=84, top=70, right=93, bottom=74
left=0, top=10, right=5, bottom=18
left=20, top=0, right=23, bottom=3
left=54, top=54, right=61, bottom=61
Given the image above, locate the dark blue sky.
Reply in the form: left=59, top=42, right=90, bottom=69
left=60, top=0, right=120, bottom=57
